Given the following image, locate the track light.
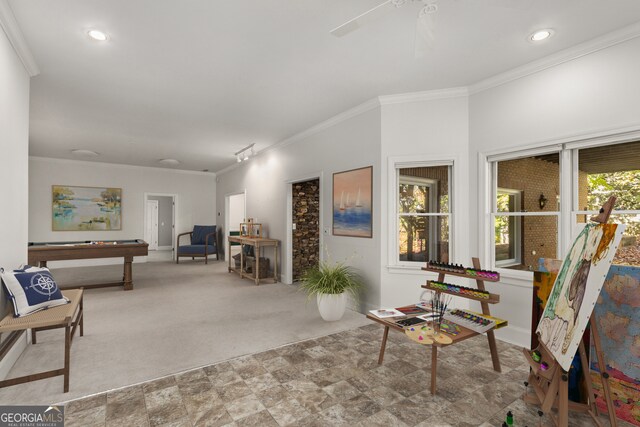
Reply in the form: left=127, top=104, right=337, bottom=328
left=234, top=143, right=255, bottom=163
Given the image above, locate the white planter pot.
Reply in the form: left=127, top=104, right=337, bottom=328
left=316, top=293, right=347, bottom=321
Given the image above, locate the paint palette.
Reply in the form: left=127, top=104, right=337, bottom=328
left=404, top=324, right=453, bottom=345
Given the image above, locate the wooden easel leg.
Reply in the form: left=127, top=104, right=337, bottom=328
left=591, top=320, right=617, bottom=427
left=486, top=330, right=502, bottom=372
left=558, top=371, right=569, bottom=427
left=378, top=326, right=389, bottom=365
left=578, top=339, right=598, bottom=416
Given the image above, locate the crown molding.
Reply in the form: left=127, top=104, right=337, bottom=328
left=469, top=21, right=640, bottom=95
left=0, top=0, right=39, bottom=77
left=29, top=156, right=217, bottom=177
left=378, top=87, right=468, bottom=105
left=216, top=86, right=473, bottom=176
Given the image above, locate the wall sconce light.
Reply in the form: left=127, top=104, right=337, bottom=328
left=539, top=193, right=548, bottom=209
left=235, top=143, right=255, bottom=163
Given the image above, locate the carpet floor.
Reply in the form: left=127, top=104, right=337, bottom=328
left=0, top=260, right=367, bottom=405
left=60, top=324, right=633, bottom=427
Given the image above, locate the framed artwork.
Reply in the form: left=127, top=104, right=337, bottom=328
left=333, top=166, right=372, bottom=238
left=52, top=185, right=122, bottom=231
left=536, top=223, right=625, bottom=371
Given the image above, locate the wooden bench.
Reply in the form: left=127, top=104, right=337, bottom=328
left=0, top=289, right=84, bottom=392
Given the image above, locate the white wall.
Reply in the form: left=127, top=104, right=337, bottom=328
left=468, top=36, right=640, bottom=347
left=216, top=106, right=382, bottom=310
left=0, top=20, right=31, bottom=377
left=380, top=93, right=471, bottom=309
left=29, top=157, right=217, bottom=267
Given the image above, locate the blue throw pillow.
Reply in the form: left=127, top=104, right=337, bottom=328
left=1, top=265, right=69, bottom=317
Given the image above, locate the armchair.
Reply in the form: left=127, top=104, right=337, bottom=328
left=176, top=225, right=218, bottom=264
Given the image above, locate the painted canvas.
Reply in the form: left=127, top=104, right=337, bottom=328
left=333, top=166, right=372, bottom=238
left=590, top=264, right=640, bottom=425
left=537, top=223, right=625, bottom=371
left=52, top=185, right=122, bottom=231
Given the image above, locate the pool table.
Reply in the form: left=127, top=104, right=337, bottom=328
left=28, top=239, right=148, bottom=290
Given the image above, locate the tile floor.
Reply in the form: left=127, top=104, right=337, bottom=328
left=62, top=324, right=633, bottom=427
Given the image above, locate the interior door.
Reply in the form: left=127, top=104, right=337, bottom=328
left=145, top=200, right=159, bottom=250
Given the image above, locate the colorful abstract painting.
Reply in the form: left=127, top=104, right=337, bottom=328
left=537, top=223, right=625, bottom=371
left=531, top=270, right=558, bottom=349
left=332, top=166, right=372, bottom=238
left=590, top=264, right=640, bottom=425
left=52, top=185, right=122, bottom=231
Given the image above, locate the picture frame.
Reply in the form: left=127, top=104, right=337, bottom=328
left=332, top=166, right=373, bottom=238
left=52, top=185, right=122, bottom=231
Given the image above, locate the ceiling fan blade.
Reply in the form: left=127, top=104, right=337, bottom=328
left=414, top=6, right=436, bottom=58
left=330, top=0, right=395, bottom=37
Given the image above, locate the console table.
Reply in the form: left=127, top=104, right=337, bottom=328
left=228, top=236, right=279, bottom=285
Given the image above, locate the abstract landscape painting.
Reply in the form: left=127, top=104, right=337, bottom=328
left=590, top=264, right=640, bottom=425
left=536, top=223, right=625, bottom=371
left=52, top=185, right=122, bottom=231
left=333, top=166, right=372, bottom=238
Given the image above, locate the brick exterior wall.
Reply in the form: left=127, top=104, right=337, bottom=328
left=292, top=179, right=320, bottom=281
left=498, top=157, right=560, bottom=268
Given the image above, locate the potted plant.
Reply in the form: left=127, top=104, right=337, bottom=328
left=300, top=260, right=363, bottom=321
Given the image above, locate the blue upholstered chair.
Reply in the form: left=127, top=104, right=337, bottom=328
left=176, top=225, right=218, bottom=264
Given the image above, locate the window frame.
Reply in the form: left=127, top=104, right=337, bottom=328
left=388, top=156, right=455, bottom=270
left=487, top=146, right=563, bottom=274
left=494, top=187, right=522, bottom=268
left=481, top=129, right=640, bottom=278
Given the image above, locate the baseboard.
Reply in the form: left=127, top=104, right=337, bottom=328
left=156, top=246, right=172, bottom=251
left=494, top=324, right=530, bottom=348
left=0, top=331, right=27, bottom=380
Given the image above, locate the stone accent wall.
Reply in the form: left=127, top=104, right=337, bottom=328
left=292, top=179, right=320, bottom=281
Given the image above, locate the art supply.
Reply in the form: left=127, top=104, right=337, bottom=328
left=506, top=411, right=513, bottom=425
left=443, top=309, right=496, bottom=334
left=540, top=362, right=549, bottom=371
left=425, top=260, right=500, bottom=281
left=531, top=350, right=541, bottom=362
left=368, top=308, right=405, bottom=318
left=395, top=317, right=425, bottom=327
left=427, top=280, right=491, bottom=299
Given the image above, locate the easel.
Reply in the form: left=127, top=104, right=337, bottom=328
left=523, top=196, right=618, bottom=427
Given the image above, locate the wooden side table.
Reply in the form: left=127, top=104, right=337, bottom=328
left=228, top=236, right=279, bottom=285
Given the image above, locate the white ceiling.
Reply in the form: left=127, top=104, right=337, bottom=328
left=9, top=0, right=640, bottom=172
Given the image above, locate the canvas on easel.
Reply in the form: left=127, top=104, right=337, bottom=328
left=536, top=222, right=625, bottom=371
left=524, top=196, right=625, bottom=427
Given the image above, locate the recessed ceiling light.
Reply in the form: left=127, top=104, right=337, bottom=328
left=71, top=149, right=99, bottom=157
left=158, top=159, right=180, bottom=165
left=530, top=29, right=553, bottom=42
left=87, top=29, right=108, bottom=41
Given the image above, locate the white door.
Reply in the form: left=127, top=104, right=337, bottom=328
left=145, top=200, right=159, bottom=250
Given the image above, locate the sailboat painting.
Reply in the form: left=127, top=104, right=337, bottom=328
left=333, top=166, right=372, bottom=238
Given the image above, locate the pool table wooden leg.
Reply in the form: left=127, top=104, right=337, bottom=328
left=123, top=256, right=133, bottom=290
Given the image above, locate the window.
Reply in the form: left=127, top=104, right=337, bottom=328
left=397, top=165, right=451, bottom=264
left=491, top=153, right=561, bottom=271
left=495, top=188, right=522, bottom=267
left=574, top=140, right=640, bottom=267
left=488, top=139, right=640, bottom=271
